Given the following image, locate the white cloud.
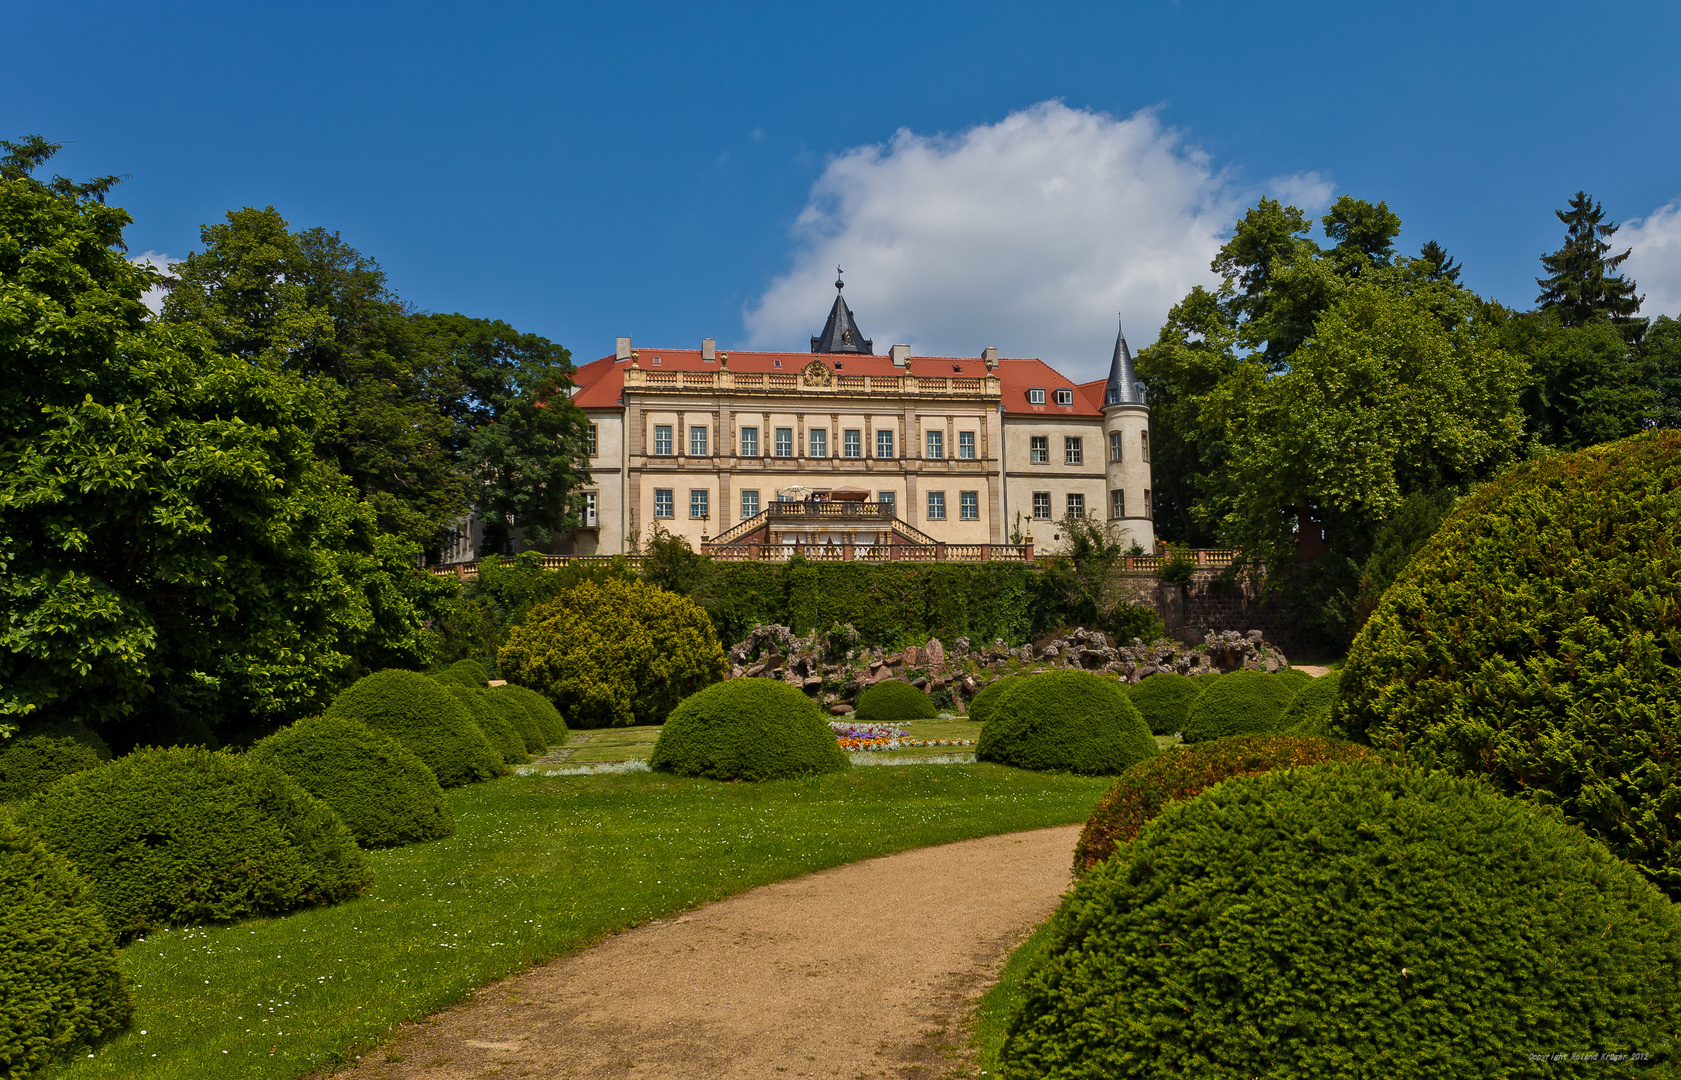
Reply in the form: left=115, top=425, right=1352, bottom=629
left=1622, top=199, right=1681, bottom=321
left=743, top=101, right=1328, bottom=382
left=130, top=251, right=176, bottom=315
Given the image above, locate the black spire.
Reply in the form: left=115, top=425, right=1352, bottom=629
left=1103, top=318, right=1144, bottom=407
left=810, top=270, right=874, bottom=354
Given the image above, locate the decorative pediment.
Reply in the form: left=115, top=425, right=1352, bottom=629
left=800, top=360, right=834, bottom=387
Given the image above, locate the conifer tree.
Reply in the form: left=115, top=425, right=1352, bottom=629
left=1536, top=191, right=1644, bottom=333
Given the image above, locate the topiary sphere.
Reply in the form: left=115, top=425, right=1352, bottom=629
left=1179, top=670, right=1298, bottom=744
left=485, top=686, right=547, bottom=754
left=1275, top=667, right=1314, bottom=691
left=1003, top=764, right=1681, bottom=1078
left=977, top=671, right=1157, bottom=775
left=1191, top=671, right=1221, bottom=686
left=249, top=714, right=454, bottom=849
left=1125, top=673, right=1205, bottom=736
left=446, top=658, right=491, bottom=687
left=0, top=812, right=131, bottom=1077
left=1072, top=734, right=1376, bottom=875
left=15, top=747, right=370, bottom=943
left=968, top=676, right=1024, bottom=724
left=1281, top=670, right=1343, bottom=736
left=0, top=737, right=102, bottom=803
left=649, top=679, right=849, bottom=782
left=437, top=681, right=526, bottom=766
left=12, top=718, right=110, bottom=761
left=1341, top=430, right=1681, bottom=894
left=499, top=577, right=726, bottom=728
left=326, top=669, right=503, bottom=787
left=854, top=679, right=938, bottom=723
left=501, top=684, right=567, bottom=745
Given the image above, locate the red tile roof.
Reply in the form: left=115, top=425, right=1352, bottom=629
left=1077, top=379, right=1108, bottom=411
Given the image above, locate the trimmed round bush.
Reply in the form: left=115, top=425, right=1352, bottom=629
left=1281, top=670, right=1343, bottom=736
left=649, top=679, right=849, bottom=782
left=0, top=813, right=131, bottom=1077
left=0, top=737, right=102, bottom=803
left=499, top=578, right=726, bottom=728
left=250, top=714, right=454, bottom=848
left=1072, top=734, right=1376, bottom=874
left=1125, top=673, right=1204, bottom=736
left=326, top=669, right=503, bottom=787
left=854, top=679, right=938, bottom=722
left=502, top=684, right=567, bottom=744
left=485, top=686, right=547, bottom=754
left=15, top=747, right=370, bottom=942
left=1341, top=430, right=1681, bottom=894
left=439, top=682, right=526, bottom=766
left=1191, top=671, right=1221, bottom=686
left=447, top=659, right=491, bottom=687
left=1002, top=764, right=1681, bottom=1078
left=1275, top=666, right=1314, bottom=691
left=13, top=718, right=110, bottom=761
left=977, top=671, right=1157, bottom=775
left=1179, top=670, right=1298, bottom=744
left=967, top=676, right=1024, bottom=724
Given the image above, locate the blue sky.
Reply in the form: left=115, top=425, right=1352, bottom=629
left=8, top=1, right=1681, bottom=383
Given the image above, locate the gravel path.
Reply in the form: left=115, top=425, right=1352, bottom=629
left=330, top=825, right=1081, bottom=1080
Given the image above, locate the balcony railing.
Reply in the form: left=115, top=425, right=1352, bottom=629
left=622, top=367, right=1002, bottom=398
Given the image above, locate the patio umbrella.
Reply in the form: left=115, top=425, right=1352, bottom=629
left=777, top=484, right=816, bottom=499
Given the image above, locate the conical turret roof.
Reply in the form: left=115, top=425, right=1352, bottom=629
left=1103, top=319, right=1144, bottom=407
left=810, top=272, right=874, bottom=354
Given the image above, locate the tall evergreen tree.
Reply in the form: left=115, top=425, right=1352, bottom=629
left=1417, top=240, right=1462, bottom=283
left=1536, top=191, right=1644, bottom=333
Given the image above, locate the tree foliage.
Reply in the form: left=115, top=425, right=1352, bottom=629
left=1536, top=190, right=1644, bottom=331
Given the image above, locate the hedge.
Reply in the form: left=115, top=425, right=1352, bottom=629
left=1282, top=670, right=1343, bottom=736
left=649, top=679, right=850, bottom=781
left=1179, top=670, right=1298, bottom=744
left=977, top=671, right=1157, bottom=775
left=499, top=577, right=726, bottom=728
left=1339, top=430, right=1681, bottom=894
left=968, top=676, right=1025, bottom=724
left=447, top=658, right=491, bottom=687
left=15, top=747, right=370, bottom=942
left=11, top=718, right=110, bottom=761
left=1072, top=734, right=1377, bottom=874
left=854, top=680, right=938, bottom=723
left=1125, top=673, right=1205, bottom=736
left=249, top=714, right=454, bottom=848
left=0, top=737, right=102, bottom=803
left=439, top=682, right=527, bottom=766
left=0, top=813, right=131, bottom=1077
left=501, top=684, right=568, bottom=745
left=485, top=686, right=547, bottom=754
left=324, top=669, right=503, bottom=787
left=1001, top=764, right=1681, bottom=1078
left=1275, top=667, right=1314, bottom=691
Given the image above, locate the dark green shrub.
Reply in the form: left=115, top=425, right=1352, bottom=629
left=502, top=684, right=567, bottom=744
left=649, top=679, right=849, bottom=782
left=1072, top=734, right=1376, bottom=874
left=438, top=682, right=526, bottom=766
left=485, top=686, right=546, bottom=753
left=977, top=671, right=1156, bottom=775
left=447, top=658, right=491, bottom=687
left=1282, top=670, right=1343, bottom=735
left=854, top=679, right=938, bottom=722
left=0, top=813, right=130, bottom=1077
left=1191, top=671, right=1221, bottom=686
left=324, top=669, right=502, bottom=787
left=1341, top=430, right=1681, bottom=894
left=15, top=747, right=370, bottom=942
left=249, top=715, right=453, bottom=848
left=1125, top=673, right=1204, bottom=736
left=1275, top=667, right=1313, bottom=691
left=1179, top=670, right=1298, bottom=744
left=0, top=737, right=102, bottom=803
left=12, top=718, right=110, bottom=761
left=1002, top=764, right=1681, bottom=1078
left=968, top=676, right=1025, bottom=724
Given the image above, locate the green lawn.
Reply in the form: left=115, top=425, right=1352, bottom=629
left=561, top=724, right=662, bottom=762
left=54, top=764, right=1113, bottom=1080
left=971, top=915, right=1058, bottom=1074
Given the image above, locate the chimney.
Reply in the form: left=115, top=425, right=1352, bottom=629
left=981, top=346, right=998, bottom=369
left=615, top=336, right=632, bottom=360
left=890, top=344, right=911, bottom=367
left=702, top=337, right=716, bottom=361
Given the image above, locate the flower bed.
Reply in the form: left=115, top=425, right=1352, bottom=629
left=829, top=722, right=976, bottom=752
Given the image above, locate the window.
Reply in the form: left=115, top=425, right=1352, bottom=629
left=740, top=426, right=759, bottom=458
left=926, top=430, right=944, bottom=459
left=1032, top=492, right=1052, bottom=519
left=1065, top=437, right=1083, bottom=465
left=741, top=489, right=760, bottom=518
left=1144, top=489, right=1152, bottom=518
left=690, top=489, right=709, bottom=519
left=654, top=489, right=674, bottom=518
left=775, top=428, right=793, bottom=457
left=960, top=491, right=978, bottom=520
left=689, top=425, right=707, bottom=456
left=1110, top=490, right=1124, bottom=519
left=653, top=425, right=673, bottom=456
left=585, top=491, right=598, bottom=526
left=1030, top=435, right=1049, bottom=463
left=1055, top=388, right=1073, bottom=406
left=878, top=491, right=896, bottom=516
left=1109, top=432, right=1123, bottom=462
left=843, top=429, right=861, bottom=458
left=876, top=429, right=894, bottom=458
left=1141, top=430, right=1150, bottom=461
left=927, top=491, right=946, bottom=520
left=1067, top=493, right=1086, bottom=518
left=588, top=424, right=598, bottom=457
left=958, top=431, right=975, bottom=459
left=1028, top=388, right=1046, bottom=405
left=809, top=428, right=827, bottom=458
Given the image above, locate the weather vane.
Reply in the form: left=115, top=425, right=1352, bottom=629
left=835, top=267, right=844, bottom=291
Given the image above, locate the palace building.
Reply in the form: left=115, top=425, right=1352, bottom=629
left=545, top=279, right=1153, bottom=558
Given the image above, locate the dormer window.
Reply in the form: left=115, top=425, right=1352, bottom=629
left=1055, top=389, right=1073, bottom=406
left=651, top=356, right=661, bottom=365
left=834, top=362, right=844, bottom=370
left=1028, top=388, right=1046, bottom=405
left=774, top=359, right=782, bottom=368
left=952, top=364, right=963, bottom=372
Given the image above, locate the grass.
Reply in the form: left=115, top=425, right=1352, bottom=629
left=971, top=915, right=1059, bottom=1075
left=53, top=764, right=1112, bottom=1080
left=562, top=725, right=662, bottom=763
